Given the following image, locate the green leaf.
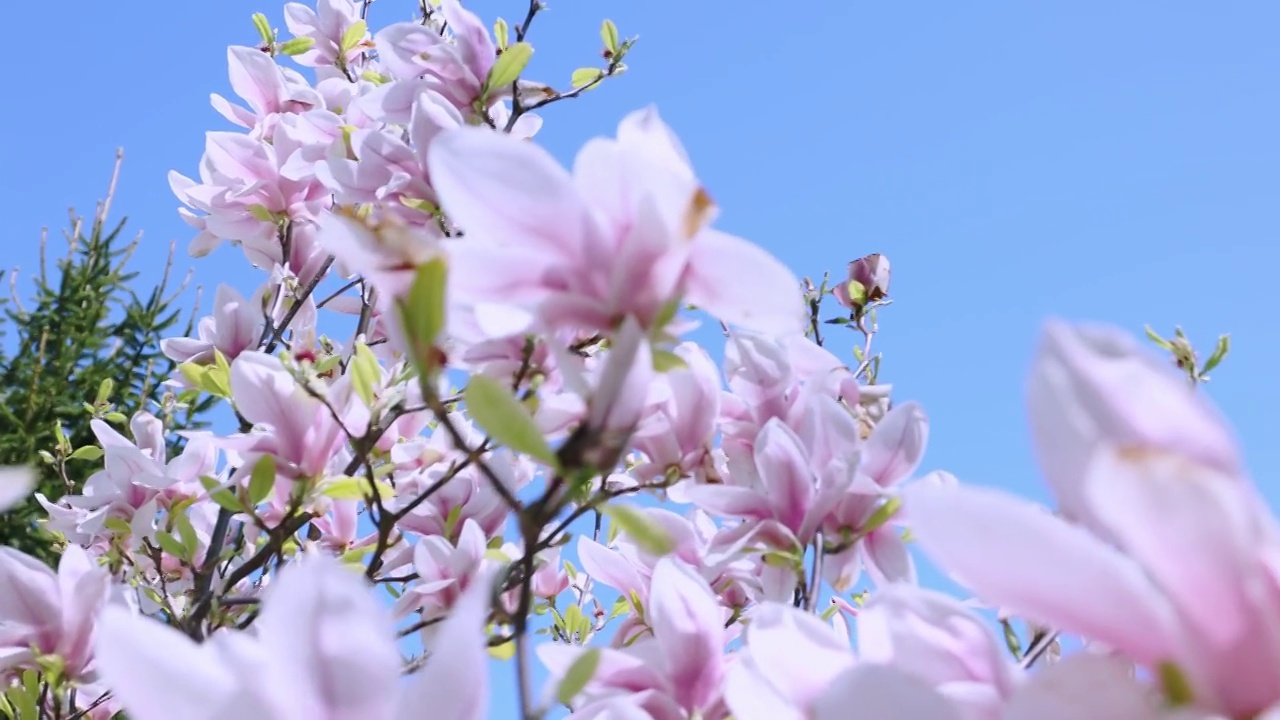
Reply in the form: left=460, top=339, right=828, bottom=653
left=340, top=20, right=368, bottom=54
left=155, top=531, right=188, bottom=561
left=557, top=648, right=600, bottom=704
left=489, top=639, right=516, bottom=661
left=600, top=505, right=675, bottom=556
left=1201, top=333, right=1230, bottom=376
left=350, top=341, right=381, bottom=407
left=248, top=203, right=277, bottom=223
left=483, top=42, right=533, bottom=96
left=608, top=595, right=630, bottom=620
left=652, top=349, right=687, bottom=372
left=600, top=19, right=619, bottom=53
left=1158, top=661, right=1195, bottom=707
left=861, top=496, right=902, bottom=534
left=248, top=455, right=276, bottom=506
left=95, top=378, right=114, bottom=405
left=571, top=67, right=603, bottom=89
left=399, top=258, right=448, bottom=373
left=278, top=36, right=316, bottom=56
left=319, top=475, right=395, bottom=501
left=103, top=517, right=132, bottom=536
left=493, top=17, right=509, bottom=50
left=1144, top=325, right=1173, bottom=351
left=173, top=511, right=198, bottom=554
left=252, top=12, right=273, bottom=45
left=201, top=476, right=245, bottom=513
left=69, top=445, right=104, bottom=461
left=464, top=374, right=559, bottom=468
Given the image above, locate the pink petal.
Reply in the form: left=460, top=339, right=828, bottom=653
left=812, top=664, right=961, bottom=720
left=685, top=229, right=805, bottom=337
left=93, top=606, right=242, bottom=720
left=0, top=467, right=35, bottom=513
left=648, top=559, right=724, bottom=710
left=1027, top=320, right=1241, bottom=528
left=862, top=401, right=929, bottom=487
left=400, top=568, right=492, bottom=720
left=428, top=126, right=593, bottom=259
left=255, top=554, right=400, bottom=719
left=904, top=482, right=1179, bottom=667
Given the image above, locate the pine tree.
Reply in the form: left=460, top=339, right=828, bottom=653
left=0, top=151, right=217, bottom=563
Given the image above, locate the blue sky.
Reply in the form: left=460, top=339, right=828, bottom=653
left=7, top=0, right=1280, bottom=714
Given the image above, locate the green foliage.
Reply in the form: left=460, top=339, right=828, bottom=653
left=0, top=154, right=216, bottom=562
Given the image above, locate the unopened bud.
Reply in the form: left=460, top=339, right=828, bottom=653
left=834, top=253, right=891, bottom=312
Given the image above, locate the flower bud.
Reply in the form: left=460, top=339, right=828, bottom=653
left=834, top=253, right=891, bottom=312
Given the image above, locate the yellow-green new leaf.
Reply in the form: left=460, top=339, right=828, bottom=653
left=340, top=20, right=367, bottom=54
left=350, top=341, right=381, bottom=407
left=399, top=258, right=448, bottom=372
left=252, top=12, right=273, bottom=45
left=484, top=42, right=533, bottom=95
left=248, top=455, right=276, bottom=506
left=571, top=67, right=603, bottom=89
left=601, top=505, right=675, bottom=556
left=464, top=375, right=559, bottom=469
left=279, top=36, right=316, bottom=56
left=600, top=19, right=619, bottom=53
left=557, top=648, right=600, bottom=704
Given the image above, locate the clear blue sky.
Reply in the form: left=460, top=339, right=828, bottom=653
left=6, top=0, right=1280, bottom=714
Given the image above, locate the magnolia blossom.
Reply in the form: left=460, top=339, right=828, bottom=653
left=0, top=467, right=34, bottom=513
left=0, top=545, right=110, bottom=681
left=427, top=108, right=805, bottom=340
left=95, top=553, right=491, bottom=720
left=907, top=320, right=1280, bottom=718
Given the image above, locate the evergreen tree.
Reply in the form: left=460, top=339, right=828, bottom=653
left=0, top=151, right=216, bottom=562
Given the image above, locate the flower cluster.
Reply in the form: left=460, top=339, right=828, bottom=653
left=0, top=0, right=1271, bottom=719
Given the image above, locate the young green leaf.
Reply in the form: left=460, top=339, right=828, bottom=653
left=600, top=505, right=675, bottom=556
left=69, top=446, right=104, bottom=462
left=350, top=341, right=381, bottom=407
left=1201, top=333, right=1231, bottom=376
left=279, top=36, right=316, bottom=56
left=340, top=20, right=368, bottom=54
left=399, top=257, right=448, bottom=371
left=570, top=67, right=603, bottom=89
left=484, top=42, right=533, bottom=96
left=557, top=648, right=601, bottom=704
left=493, top=17, right=510, bottom=50
left=1144, top=325, right=1173, bottom=351
left=252, top=12, right=273, bottom=45
left=600, top=19, right=619, bottom=53
left=248, top=455, right=276, bottom=506
left=464, top=375, right=559, bottom=468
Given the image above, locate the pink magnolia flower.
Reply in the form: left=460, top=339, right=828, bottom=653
left=718, top=330, right=861, bottom=454
left=689, top=392, right=863, bottom=550
left=0, top=467, right=35, bottom=513
left=170, top=129, right=330, bottom=261
left=392, top=518, right=487, bottom=621
left=283, top=0, right=366, bottom=68
left=0, top=545, right=110, bottom=680
left=373, top=0, right=548, bottom=115
left=631, top=342, right=721, bottom=485
left=210, top=46, right=324, bottom=134
left=225, top=351, right=349, bottom=482
left=161, top=284, right=261, bottom=365
left=540, top=558, right=730, bottom=719
left=1026, top=319, right=1242, bottom=536
left=821, top=400, right=930, bottom=590
left=426, top=107, right=805, bottom=339
left=95, top=553, right=493, bottom=720
left=906, top=320, right=1280, bottom=718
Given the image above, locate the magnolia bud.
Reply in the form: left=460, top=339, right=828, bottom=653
left=834, top=253, right=891, bottom=312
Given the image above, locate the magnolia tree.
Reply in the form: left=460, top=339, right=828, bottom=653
left=0, top=0, right=1261, bottom=719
